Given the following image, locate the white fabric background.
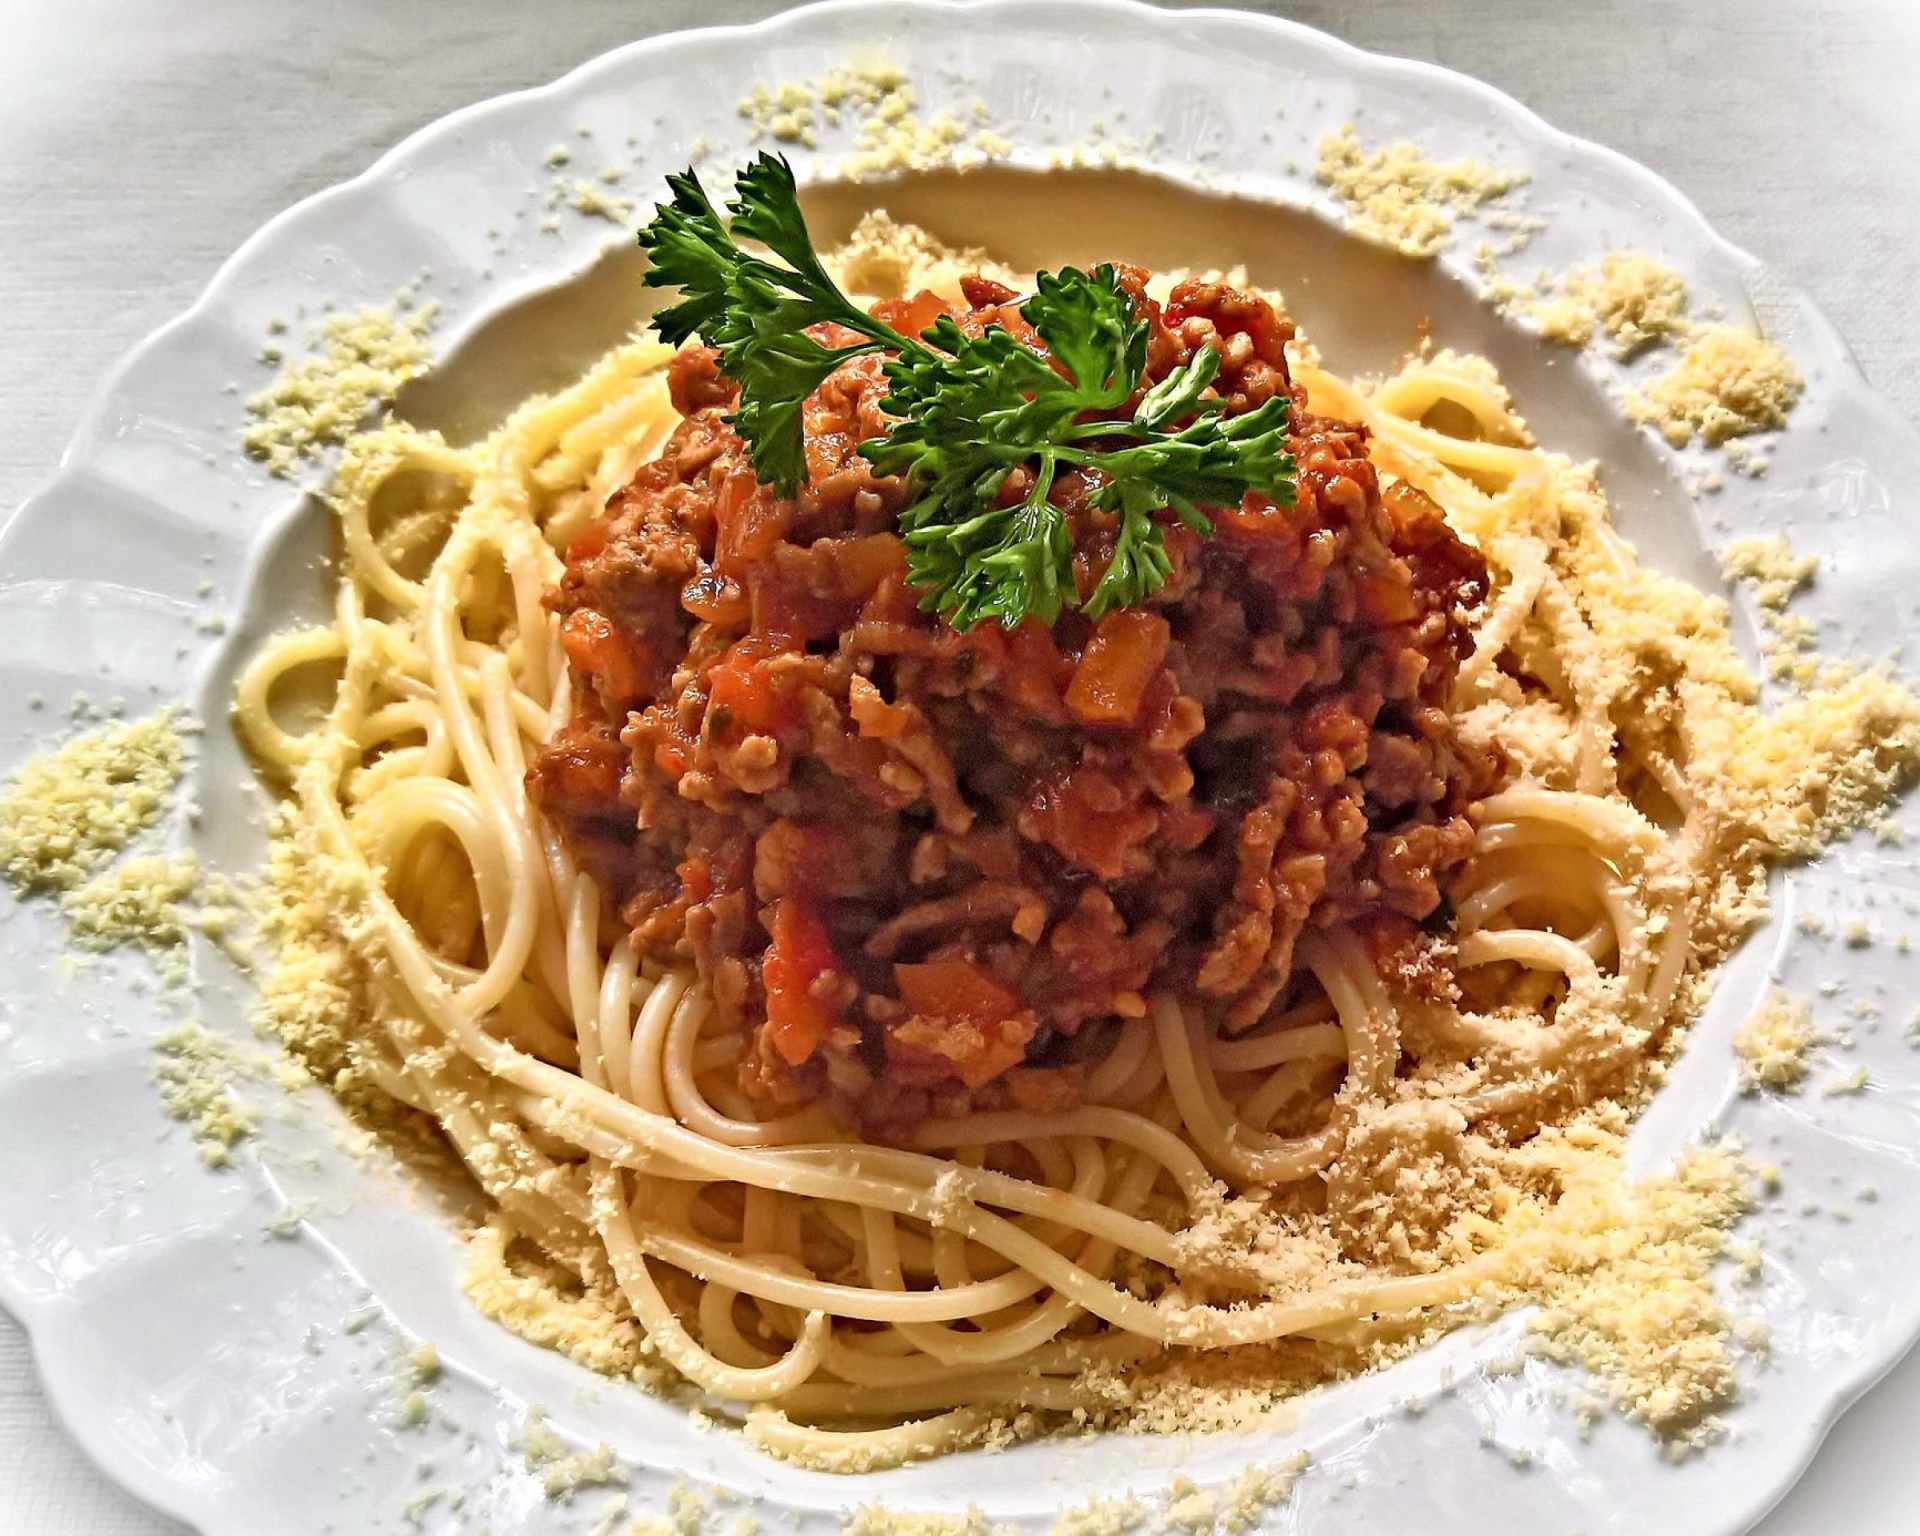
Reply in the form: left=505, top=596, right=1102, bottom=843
left=0, top=1, right=1914, bottom=1530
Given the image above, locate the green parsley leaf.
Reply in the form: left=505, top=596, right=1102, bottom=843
left=639, top=153, right=915, bottom=493
left=636, top=156, right=1298, bottom=631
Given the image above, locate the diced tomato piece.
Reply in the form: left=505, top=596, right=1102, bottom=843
left=560, top=608, right=652, bottom=703
left=963, top=618, right=1071, bottom=721
left=958, top=274, right=1019, bottom=309
left=1026, top=765, right=1160, bottom=879
left=714, top=469, right=790, bottom=569
left=1066, top=609, right=1171, bottom=726
left=763, top=900, right=840, bottom=1067
left=893, top=958, right=1020, bottom=1022
left=871, top=288, right=955, bottom=339
left=1218, top=490, right=1296, bottom=537
left=706, top=632, right=801, bottom=735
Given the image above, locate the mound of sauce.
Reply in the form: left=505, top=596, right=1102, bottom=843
left=529, top=270, right=1499, bottom=1129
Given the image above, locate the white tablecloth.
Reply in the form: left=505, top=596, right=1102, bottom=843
left=2, top=1, right=1916, bottom=1530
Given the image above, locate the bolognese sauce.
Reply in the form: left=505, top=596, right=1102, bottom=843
left=528, top=269, right=1499, bottom=1129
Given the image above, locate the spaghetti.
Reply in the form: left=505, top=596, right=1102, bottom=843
left=233, top=234, right=1806, bottom=1469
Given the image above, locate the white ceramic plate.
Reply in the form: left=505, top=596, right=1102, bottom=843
left=5, top=3, right=1920, bottom=1532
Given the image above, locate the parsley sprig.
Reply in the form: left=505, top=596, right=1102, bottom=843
left=639, top=152, right=1297, bottom=630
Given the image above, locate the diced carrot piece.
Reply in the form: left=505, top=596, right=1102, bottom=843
left=1067, top=609, right=1171, bottom=726
left=893, top=958, right=1020, bottom=1022
left=1218, top=491, right=1295, bottom=536
left=954, top=1015, right=1036, bottom=1088
left=962, top=618, right=1071, bottom=721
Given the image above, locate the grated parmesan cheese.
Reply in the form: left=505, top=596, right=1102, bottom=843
left=736, top=59, right=1005, bottom=179
left=1720, top=534, right=1821, bottom=683
left=1822, top=1065, right=1870, bottom=1097
left=1049, top=1495, right=1148, bottom=1536
left=0, top=711, right=183, bottom=892
left=63, top=851, right=198, bottom=955
left=1720, top=534, right=1816, bottom=612
left=152, top=1021, right=259, bottom=1167
left=1217, top=1455, right=1310, bottom=1534
left=407, top=1342, right=441, bottom=1383
left=568, top=179, right=636, bottom=223
left=836, top=1453, right=1311, bottom=1536
left=1531, top=251, right=1691, bottom=355
left=827, top=212, right=1016, bottom=307
left=461, top=1215, right=652, bottom=1379
left=520, top=1406, right=629, bottom=1499
left=1626, top=323, right=1804, bottom=446
left=243, top=304, right=436, bottom=476
left=1315, top=124, right=1526, bottom=258
left=1733, top=990, right=1819, bottom=1091
left=1512, top=1125, right=1759, bottom=1439
left=842, top=1507, right=1008, bottom=1536
left=1162, top=1479, right=1215, bottom=1535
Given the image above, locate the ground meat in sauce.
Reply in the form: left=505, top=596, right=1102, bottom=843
left=527, top=267, right=1501, bottom=1132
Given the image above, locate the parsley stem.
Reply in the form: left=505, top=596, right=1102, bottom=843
left=1061, top=417, right=1151, bottom=443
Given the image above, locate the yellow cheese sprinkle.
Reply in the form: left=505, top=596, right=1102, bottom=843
left=63, top=851, right=198, bottom=954
left=735, top=59, right=1003, bottom=179
left=1733, top=990, right=1819, bottom=1091
left=0, top=712, right=183, bottom=892
left=1532, top=251, right=1692, bottom=355
left=152, top=1021, right=258, bottom=1167
left=243, top=305, right=436, bottom=476
left=1316, top=124, right=1526, bottom=257
left=1627, top=324, right=1804, bottom=446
